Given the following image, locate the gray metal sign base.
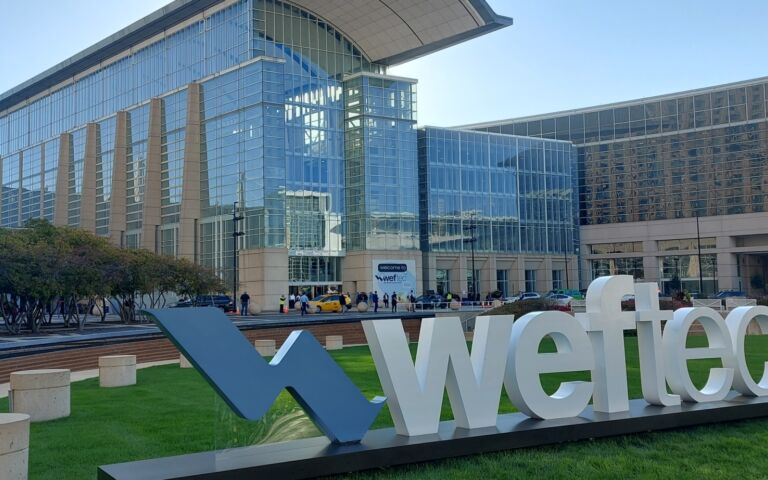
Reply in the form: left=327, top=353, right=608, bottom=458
left=98, top=394, right=768, bottom=480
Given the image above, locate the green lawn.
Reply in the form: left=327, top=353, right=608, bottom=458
left=7, top=335, right=768, bottom=479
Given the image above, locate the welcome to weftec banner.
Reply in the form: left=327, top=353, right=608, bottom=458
left=372, top=260, right=416, bottom=298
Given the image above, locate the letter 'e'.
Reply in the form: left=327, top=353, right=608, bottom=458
left=505, top=311, right=594, bottom=419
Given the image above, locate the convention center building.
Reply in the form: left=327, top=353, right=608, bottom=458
left=2, top=0, right=571, bottom=307
left=3, top=0, right=767, bottom=307
left=467, top=76, right=768, bottom=297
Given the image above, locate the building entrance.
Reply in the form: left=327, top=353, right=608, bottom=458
left=289, top=284, right=342, bottom=300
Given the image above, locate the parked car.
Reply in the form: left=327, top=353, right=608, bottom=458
left=173, top=295, right=235, bottom=312
left=548, top=294, right=573, bottom=307
left=309, top=294, right=352, bottom=313
left=414, top=294, right=448, bottom=309
left=519, top=292, right=541, bottom=301
left=714, top=290, right=746, bottom=299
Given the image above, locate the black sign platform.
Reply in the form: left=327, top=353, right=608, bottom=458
left=98, top=395, right=768, bottom=480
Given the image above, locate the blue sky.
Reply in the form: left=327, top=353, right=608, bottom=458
left=2, top=1, right=767, bottom=126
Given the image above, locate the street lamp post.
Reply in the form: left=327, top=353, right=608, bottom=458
left=696, top=215, right=704, bottom=296
left=463, top=219, right=477, bottom=301
left=232, top=202, right=244, bottom=306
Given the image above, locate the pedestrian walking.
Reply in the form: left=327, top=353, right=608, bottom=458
left=383, top=292, right=389, bottom=309
left=391, top=292, right=398, bottom=312
left=372, top=291, right=379, bottom=313
left=240, top=291, right=250, bottom=316
left=300, top=292, right=309, bottom=316
left=339, top=292, right=347, bottom=313
left=289, top=293, right=296, bottom=310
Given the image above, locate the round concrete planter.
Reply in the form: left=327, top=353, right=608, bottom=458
left=325, top=335, right=343, bottom=350
left=356, top=302, right=369, bottom=312
left=248, top=303, right=262, bottom=315
left=449, top=300, right=461, bottom=311
left=0, top=413, right=30, bottom=480
left=179, top=354, right=193, bottom=369
left=98, top=355, right=137, bottom=388
left=9, top=369, right=70, bottom=422
left=254, top=340, right=276, bottom=356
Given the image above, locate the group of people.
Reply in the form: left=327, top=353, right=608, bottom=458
left=238, top=289, right=422, bottom=316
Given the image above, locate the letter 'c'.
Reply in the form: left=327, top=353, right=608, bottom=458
left=505, top=311, right=594, bottom=419
left=725, top=306, right=768, bottom=396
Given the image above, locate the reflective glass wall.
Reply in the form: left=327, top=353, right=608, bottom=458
left=418, top=128, right=577, bottom=255
left=474, top=80, right=768, bottom=226
left=0, top=0, right=390, bottom=289
left=344, top=75, right=418, bottom=251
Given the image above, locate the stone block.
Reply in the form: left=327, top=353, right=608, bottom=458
left=179, top=354, right=193, bottom=369
left=98, top=355, right=137, bottom=388
left=254, top=339, right=276, bottom=357
left=9, top=369, right=70, bottom=422
left=0, top=413, right=29, bottom=480
left=325, top=335, right=343, bottom=350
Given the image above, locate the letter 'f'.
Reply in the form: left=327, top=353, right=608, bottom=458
left=145, top=308, right=384, bottom=444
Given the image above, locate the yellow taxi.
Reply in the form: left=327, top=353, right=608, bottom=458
left=309, top=293, right=352, bottom=313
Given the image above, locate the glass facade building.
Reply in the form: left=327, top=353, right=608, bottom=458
left=0, top=0, right=520, bottom=306
left=418, top=128, right=577, bottom=255
left=469, top=77, right=768, bottom=296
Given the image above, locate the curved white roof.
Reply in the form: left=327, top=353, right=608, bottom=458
left=295, top=0, right=512, bottom=64
left=0, top=0, right=512, bottom=111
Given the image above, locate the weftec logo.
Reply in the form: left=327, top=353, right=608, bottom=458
left=148, top=308, right=384, bottom=443
left=147, top=275, right=768, bottom=444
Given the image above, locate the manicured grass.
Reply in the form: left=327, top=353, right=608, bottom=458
left=7, top=335, right=768, bottom=479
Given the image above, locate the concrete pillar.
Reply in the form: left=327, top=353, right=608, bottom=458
left=179, top=83, right=201, bottom=261
left=642, top=240, right=659, bottom=284
left=38, top=144, right=46, bottom=220
left=16, top=151, right=22, bottom=225
left=515, top=255, right=526, bottom=294
left=254, top=340, right=276, bottom=357
left=539, top=257, right=552, bottom=292
left=53, top=133, right=72, bottom=227
left=79, top=123, right=98, bottom=232
left=0, top=413, right=30, bottom=480
left=98, top=355, right=137, bottom=388
left=239, top=248, right=289, bottom=312
left=109, top=112, right=128, bottom=247
left=142, top=97, right=163, bottom=253
left=717, top=236, right=739, bottom=290
left=9, top=369, right=70, bottom=422
left=325, top=335, right=343, bottom=350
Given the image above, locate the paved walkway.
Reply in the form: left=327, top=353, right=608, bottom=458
left=0, top=359, right=179, bottom=399
left=0, top=310, right=443, bottom=352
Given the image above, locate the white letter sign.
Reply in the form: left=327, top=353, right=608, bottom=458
left=663, top=307, right=736, bottom=403
left=362, top=316, right=513, bottom=436
left=725, top=306, right=768, bottom=396
left=576, top=275, right=635, bottom=413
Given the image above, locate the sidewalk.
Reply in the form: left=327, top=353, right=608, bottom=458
left=0, top=359, right=179, bottom=399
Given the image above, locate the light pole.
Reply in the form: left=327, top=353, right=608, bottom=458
left=232, top=202, right=244, bottom=305
left=463, top=218, right=477, bottom=301
left=696, top=215, right=704, bottom=296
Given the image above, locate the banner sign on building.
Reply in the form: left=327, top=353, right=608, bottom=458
left=372, top=260, right=416, bottom=297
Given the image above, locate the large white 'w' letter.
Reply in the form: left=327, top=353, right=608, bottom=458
left=362, top=316, right=514, bottom=436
